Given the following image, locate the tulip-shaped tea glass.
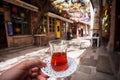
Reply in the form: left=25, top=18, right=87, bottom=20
left=49, top=40, right=68, bottom=71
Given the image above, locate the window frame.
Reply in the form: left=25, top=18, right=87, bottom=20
left=49, top=17, right=55, bottom=32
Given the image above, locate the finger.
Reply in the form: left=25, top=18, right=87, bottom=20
left=31, top=72, right=38, bottom=77
left=27, top=59, right=46, bottom=68
left=40, top=71, right=49, bottom=78
left=28, top=69, right=39, bottom=77
left=31, top=67, right=39, bottom=72
left=17, top=59, right=46, bottom=70
left=37, top=75, right=48, bottom=80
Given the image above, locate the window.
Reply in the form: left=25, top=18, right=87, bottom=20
left=11, top=5, right=31, bottom=35
left=41, top=16, right=47, bottom=33
left=49, top=17, right=55, bottom=32
left=61, top=21, right=66, bottom=33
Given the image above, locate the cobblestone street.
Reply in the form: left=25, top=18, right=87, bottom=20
left=0, top=38, right=117, bottom=80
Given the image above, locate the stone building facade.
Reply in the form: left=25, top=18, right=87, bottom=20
left=0, top=0, right=73, bottom=49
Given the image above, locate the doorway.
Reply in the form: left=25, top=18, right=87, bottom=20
left=55, top=20, right=61, bottom=39
left=0, top=13, right=7, bottom=49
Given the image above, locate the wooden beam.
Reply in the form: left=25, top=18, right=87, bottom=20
left=3, top=0, right=38, bottom=12
left=46, top=12, right=73, bottom=23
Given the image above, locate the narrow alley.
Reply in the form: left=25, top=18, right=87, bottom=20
left=0, top=0, right=119, bottom=80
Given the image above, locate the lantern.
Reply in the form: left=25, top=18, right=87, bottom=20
left=59, top=9, right=62, bottom=13
left=12, top=7, right=18, bottom=13
left=20, top=13, right=25, bottom=17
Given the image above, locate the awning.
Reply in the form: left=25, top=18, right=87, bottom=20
left=46, top=12, right=73, bottom=23
left=3, top=0, right=38, bottom=12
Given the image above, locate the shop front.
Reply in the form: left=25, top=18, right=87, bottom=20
left=46, top=12, right=73, bottom=40
left=35, top=12, right=73, bottom=46
left=2, top=0, right=39, bottom=48
left=0, top=0, right=73, bottom=48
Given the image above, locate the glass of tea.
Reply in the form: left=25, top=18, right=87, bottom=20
left=49, top=40, right=68, bottom=72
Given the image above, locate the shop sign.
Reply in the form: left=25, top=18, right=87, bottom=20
left=7, top=22, right=13, bottom=36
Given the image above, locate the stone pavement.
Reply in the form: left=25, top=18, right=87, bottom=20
left=0, top=38, right=117, bottom=80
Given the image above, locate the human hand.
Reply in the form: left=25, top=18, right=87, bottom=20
left=0, top=59, right=49, bottom=80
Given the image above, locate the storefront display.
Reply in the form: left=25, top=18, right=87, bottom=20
left=101, top=2, right=111, bottom=45
left=10, top=5, right=31, bottom=35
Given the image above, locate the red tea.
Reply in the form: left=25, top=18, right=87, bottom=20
left=51, top=52, right=68, bottom=71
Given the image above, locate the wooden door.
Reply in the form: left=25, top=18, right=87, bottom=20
left=0, top=13, right=7, bottom=49
left=55, top=20, right=61, bottom=39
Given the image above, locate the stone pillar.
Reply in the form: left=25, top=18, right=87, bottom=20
left=107, top=0, right=116, bottom=52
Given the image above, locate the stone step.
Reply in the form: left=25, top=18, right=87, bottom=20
left=80, top=57, right=97, bottom=67
left=96, top=72, right=117, bottom=80
left=78, top=65, right=96, bottom=74
left=70, top=71, right=116, bottom=80
left=96, top=55, right=113, bottom=75
left=70, top=65, right=116, bottom=80
left=70, top=71, right=89, bottom=80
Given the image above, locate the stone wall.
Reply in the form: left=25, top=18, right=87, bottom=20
left=107, top=0, right=115, bottom=51
left=107, top=0, right=120, bottom=79
left=12, top=35, right=34, bottom=47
